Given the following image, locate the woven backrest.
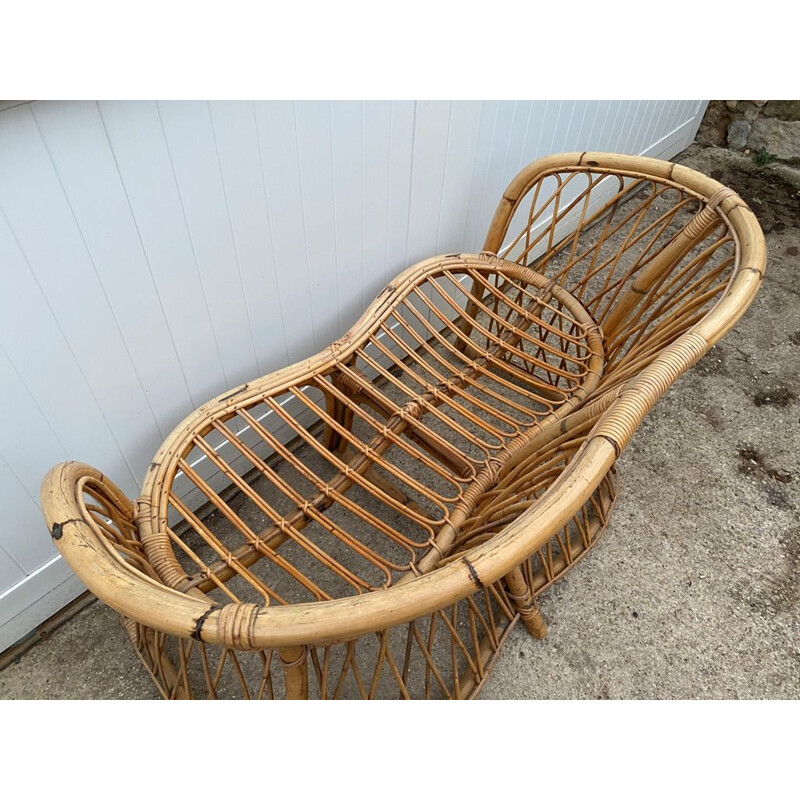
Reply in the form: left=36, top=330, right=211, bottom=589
left=484, top=158, right=738, bottom=390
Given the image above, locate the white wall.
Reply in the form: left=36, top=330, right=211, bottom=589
left=0, top=99, right=707, bottom=650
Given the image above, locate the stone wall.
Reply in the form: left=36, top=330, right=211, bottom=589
left=696, top=101, right=800, bottom=163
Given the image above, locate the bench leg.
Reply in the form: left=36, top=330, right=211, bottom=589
left=279, top=645, right=309, bottom=699
left=324, top=394, right=355, bottom=454
left=324, top=371, right=357, bottom=454
left=505, top=566, right=548, bottom=639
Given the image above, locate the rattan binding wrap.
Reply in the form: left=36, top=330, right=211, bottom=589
left=41, top=152, right=766, bottom=699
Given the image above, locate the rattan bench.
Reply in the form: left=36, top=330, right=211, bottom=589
left=41, top=152, right=765, bottom=699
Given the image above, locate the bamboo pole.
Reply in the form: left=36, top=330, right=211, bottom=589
left=504, top=566, right=548, bottom=638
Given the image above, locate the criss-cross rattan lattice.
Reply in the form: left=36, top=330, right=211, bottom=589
left=42, top=152, right=765, bottom=699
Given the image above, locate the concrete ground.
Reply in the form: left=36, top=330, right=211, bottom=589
left=1, top=144, right=798, bottom=699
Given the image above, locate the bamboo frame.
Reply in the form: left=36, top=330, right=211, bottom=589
left=40, top=152, right=765, bottom=699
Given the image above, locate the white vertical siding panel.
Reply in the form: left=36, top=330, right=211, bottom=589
left=430, top=101, right=484, bottom=316
left=587, top=101, right=606, bottom=151
left=436, top=101, right=483, bottom=253
left=639, top=101, right=662, bottom=154
left=671, top=100, right=689, bottom=133
left=579, top=103, right=600, bottom=148
left=668, top=100, right=686, bottom=133
left=384, top=101, right=416, bottom=283
left=686, top=101, right=710, bottom=144
left=474, top=101, right=517, bottom=246
left=658, top=101, right=677, bottom=138
left=0, top=454, right=51, bottom=574
left=157, top=101, right=260, bottom=390
left=0, top=105, right=160, bottom=481
left=628, top=101, right=647, bottom=150
left=618, top=101, right=638, bottom=150
left=0, top=458, right=31, bottom=588
left=499, top=101, right=534, bottom=192
left=644, top=100, right=664, bottom=151
left=294, top=101, right=341, bottom=348
left=650, top=101, right=670, bottom=145
left=98, top=100, right=229, bottom=403
left=0, top=448, right=54, bottom=576
left=330, top=102, right=366, bottom=330
left=592, top=100, right=621, bottom=151
left=31, top=100, right=193, bottom=432
left=569, top=102, right=590, bottom=151
left=0, top=217, right=129, bottom=484
left=602, top=102, right=625, bottom=152
left=650, top=100, right=667, bottom=137
left=207, top=101, right=289, bottom=375
left=667, top=101, right=686, bottom=134
left=551, top=100, right=579, bottom=153
left=0, top=544, right=25, bottom=593
left=590, top=101, right=613, bottom=152
left=577, top=101, right=600, bottom=150
left=253, top=101, right=316, bottom=360
left=404, top=101, right=453, bottom=329
left=404, top=101, right=452, bottom=267
left=643, top=100, right=661, bottom=149
left=361, top=102, right=392, bottom=288
left=609, top=101, right=631, bottom=153
left=463, top=101, right=500, bottom=252
left=519, top=100, right=548, bottom=160
left=616, top=102, right=637, bottom=150
left=616, top=100, right=636, bottom=153
left=527, top=100, right=554, bottom=159
left=568, top=103, right=590, bottom=157
left=544, top=100, right=566, bottom=154
left=622, top=100, right=645, bottom=153
left=0, top=345, right=67, bottom=506
left=658, top=101, right=675, bottom=140
left=535, top=99, right=558, bottom=155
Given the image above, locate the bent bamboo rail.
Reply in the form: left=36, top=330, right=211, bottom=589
left=40, top=152, right=766, bottom=699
